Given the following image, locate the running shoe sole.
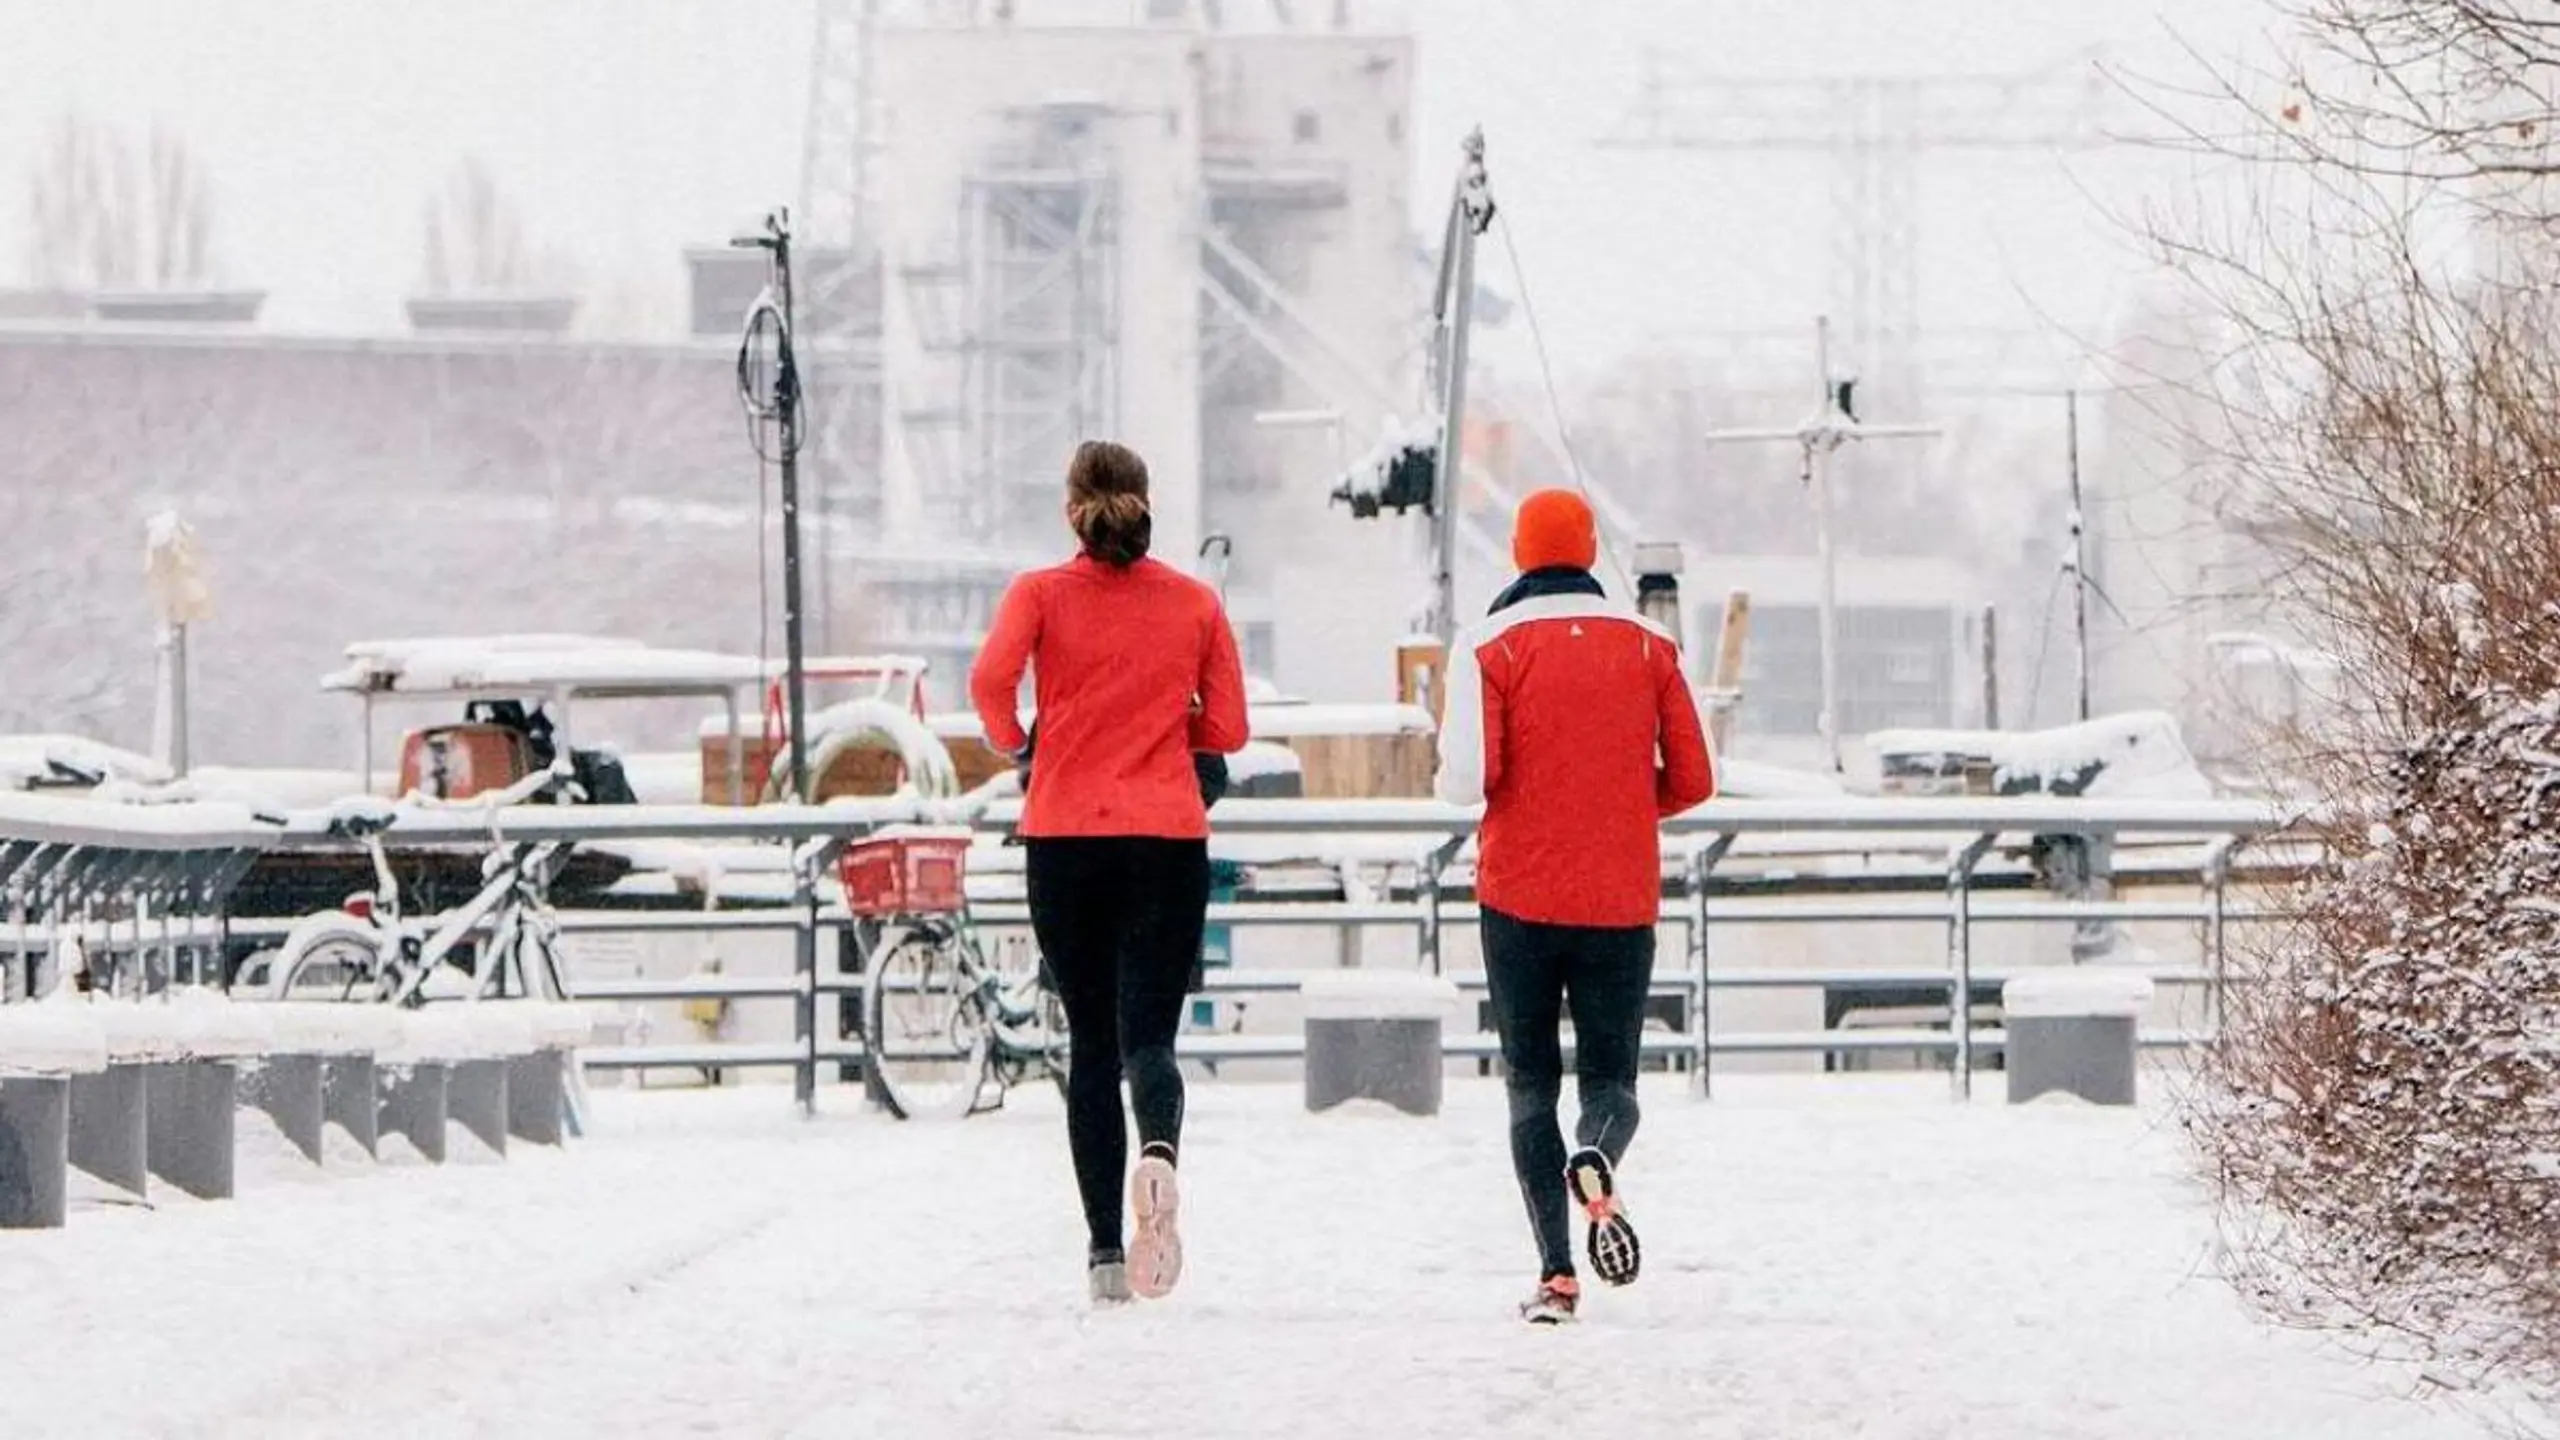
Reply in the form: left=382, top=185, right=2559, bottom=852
left=1129, top=1155, right=1183, bottom=1299
left=1567, top=1148, right=1641, bottom=1288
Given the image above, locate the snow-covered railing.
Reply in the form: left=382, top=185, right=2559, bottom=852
left=1, top=793, right=2303, bottom=1105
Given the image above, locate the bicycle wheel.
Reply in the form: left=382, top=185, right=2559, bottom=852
left=270, top=925, right=387, bottom=1002
left=866, top=925, right=992, bottom=1121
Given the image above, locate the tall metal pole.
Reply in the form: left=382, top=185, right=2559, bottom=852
left=775, top=215, right=814, bottom=804
left=1699, top=313, right=1940, bottom=777
left=2067, top=387, right=2090, bottom=723
left=1811, top=316, right=1843, bottom=774
left=1428, top=130, right=1490, bottom=646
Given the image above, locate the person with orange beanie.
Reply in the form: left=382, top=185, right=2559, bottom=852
left=1435, top=487, right=1717, bottom=1323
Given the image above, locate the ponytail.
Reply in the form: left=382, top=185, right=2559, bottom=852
left=1066, top=439, right=1152, bottom=567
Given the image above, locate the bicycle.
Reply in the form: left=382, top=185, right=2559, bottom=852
left=235, top=765, right=579, bottom=1007
left=850, top=830, right=1069, bottom=1120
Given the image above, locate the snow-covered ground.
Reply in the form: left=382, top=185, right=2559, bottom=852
left=0, top=1075, right=2511, bottom=1439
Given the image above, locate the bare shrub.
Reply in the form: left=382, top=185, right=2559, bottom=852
left=2157, top=0, right=2560, bottom=1410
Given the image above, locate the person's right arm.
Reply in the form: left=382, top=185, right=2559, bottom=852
left=1189, top=599, right=1250, bottom=755
left=969, top=575, right=1042, bottom=757
left=1434, top=637, right=1505, bottom=808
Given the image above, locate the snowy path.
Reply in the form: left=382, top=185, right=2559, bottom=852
left=0, top=1075, right=2509, bottom=1439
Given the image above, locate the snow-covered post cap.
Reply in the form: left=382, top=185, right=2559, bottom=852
left=1300, top=970, right=1463, bottom=1021
left=2002, top=969, right=2155, bottom=1020
left=0, top=1005, right=108, bottom=1077
left=144, top=510, right=214, bottom=626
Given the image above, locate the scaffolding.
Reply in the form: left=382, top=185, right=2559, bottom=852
left=896, top=100, right=1123, bottom=551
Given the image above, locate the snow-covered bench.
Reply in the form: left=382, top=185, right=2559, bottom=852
left=244, top=1004, right=409, bottom=1162
left=0, top=1005, right=108, bottom=1229
left=375, top=1003, right=602, bottom=1162
left=66, top=990, right=275, bottom=1201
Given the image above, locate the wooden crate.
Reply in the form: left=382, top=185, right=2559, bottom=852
left=1282, top=732, right=1437, bottom=799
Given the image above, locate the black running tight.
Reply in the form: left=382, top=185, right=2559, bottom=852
left=1024, top=837, right=1210, bottom=1257
left=1482, top=906, right=1655, bottom=1279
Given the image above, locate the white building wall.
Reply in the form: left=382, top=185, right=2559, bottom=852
left=871, top=25, right=1206, bottom=561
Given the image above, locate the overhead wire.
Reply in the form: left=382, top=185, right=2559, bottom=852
left=1492, top=208, right=1633, bottom=596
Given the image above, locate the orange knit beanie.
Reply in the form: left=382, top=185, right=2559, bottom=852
left=1511, top=488, right=1598, bottom=573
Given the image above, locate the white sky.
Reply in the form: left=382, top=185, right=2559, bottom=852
left=0, top=0, right=2272, bottom=382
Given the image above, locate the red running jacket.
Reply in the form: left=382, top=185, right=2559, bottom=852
left=970, top=554, right=1250, bottom=840
left=1434, top=591, right=1717, bottom=928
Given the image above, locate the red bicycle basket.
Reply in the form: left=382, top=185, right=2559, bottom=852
left=840, top=832, right=971, bottom=917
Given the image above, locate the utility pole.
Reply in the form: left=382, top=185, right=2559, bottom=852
left=2065, top=388, right=2091, bottom=723
left=1702, top=315, right=1940, bottom=775
left=735, top=210, right=813, bottom=804
left=1424, top=127, right=1496, bottom=647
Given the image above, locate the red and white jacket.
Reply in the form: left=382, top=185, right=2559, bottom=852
left=1434, top=590, right=1717, bottom=929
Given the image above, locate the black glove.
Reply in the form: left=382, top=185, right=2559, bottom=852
left=1195, top=750, right=1229, bottom=809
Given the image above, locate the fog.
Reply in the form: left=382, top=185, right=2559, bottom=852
left=0, top=0, right=2282, bottom=772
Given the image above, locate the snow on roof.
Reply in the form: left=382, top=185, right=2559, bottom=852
left=1244, top=703, right=1437, bottom=738
left=1866, top=712, right=2215, bottom=800
left=325, top=636, right=770, bottom=695
left=1228, top=741, right=1304, bottom=784
left=1718, top=759, right=1847, bottom=799
left=0, top=734, right=173, bottom=791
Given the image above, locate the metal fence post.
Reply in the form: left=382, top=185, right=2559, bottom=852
left=2203, top=834, right=2240, bottom=1038
left=1947, top=833, right=1997, bottom=1100
left=794, top=845, right=820, bottom=1117
left=1688, top=834, right=1735, bottom=1099
left=1418, top=836, right=1466, bottom=978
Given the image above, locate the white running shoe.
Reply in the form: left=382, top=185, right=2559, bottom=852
left=1128, top=1146, right=1183, bottom=1299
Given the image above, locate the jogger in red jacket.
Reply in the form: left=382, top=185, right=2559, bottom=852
left=970, top=440, right=1249, bottom=1308
left=1435, top=488, right=1716, bottom=1323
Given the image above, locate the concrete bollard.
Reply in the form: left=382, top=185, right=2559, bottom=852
left=0, top=1078, right=70, bottom=1228
left=2003, top=970, right=2155, bottom=1107
left=1, top=1006, right=108, bottom=1226
left=1301, top=972, right=1461, bottom=1117
left=325, top=1056, right=381, bottom=1159
left=449, top=1059, right=509, bottom=1156
left=239, top=1054, right=327, bottom=1165
left=266, top=1003, right=403, bottom=1164
left=145, top=1061, right=237, bottom=1200
left=381, top=1064, right=451, bottom=1164
left=69, top=1066, right=150, bottom=1196
left=507, top=1050, right=567, bottom=1147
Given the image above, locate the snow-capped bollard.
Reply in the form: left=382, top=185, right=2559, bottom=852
left=69, top=1065, right=149, bottom=1196
left=507, top=1004, right=598, bottom=1147
left=448, top=1059, right=509, bottom=1156
left=239, top=1054, right=325, bottom=1164
left=1301, top=971, right=1460, bottom=1117
left=145, top=1060, right=237, bottom=1200
left=258, top=1004, right=403, bottom=1164
left=143, top=990, right=271, bottom=1200
left=326, top=1055, right=381, bottom=1159
left=2003, top=970, right=2154, bottom=1107
left=0, top=1006, right=107, bottom=1229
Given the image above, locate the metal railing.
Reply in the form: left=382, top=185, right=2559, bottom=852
left=0, top=792, right=2304, bottom=1104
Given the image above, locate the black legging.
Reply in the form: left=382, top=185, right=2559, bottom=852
left=1482, top=906, right=1655, bottom=1279
left=1024, top=837, right=1211, bottom=1258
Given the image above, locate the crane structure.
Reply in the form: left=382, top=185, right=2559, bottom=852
left=1601, top=50, right=2114, bottom=417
